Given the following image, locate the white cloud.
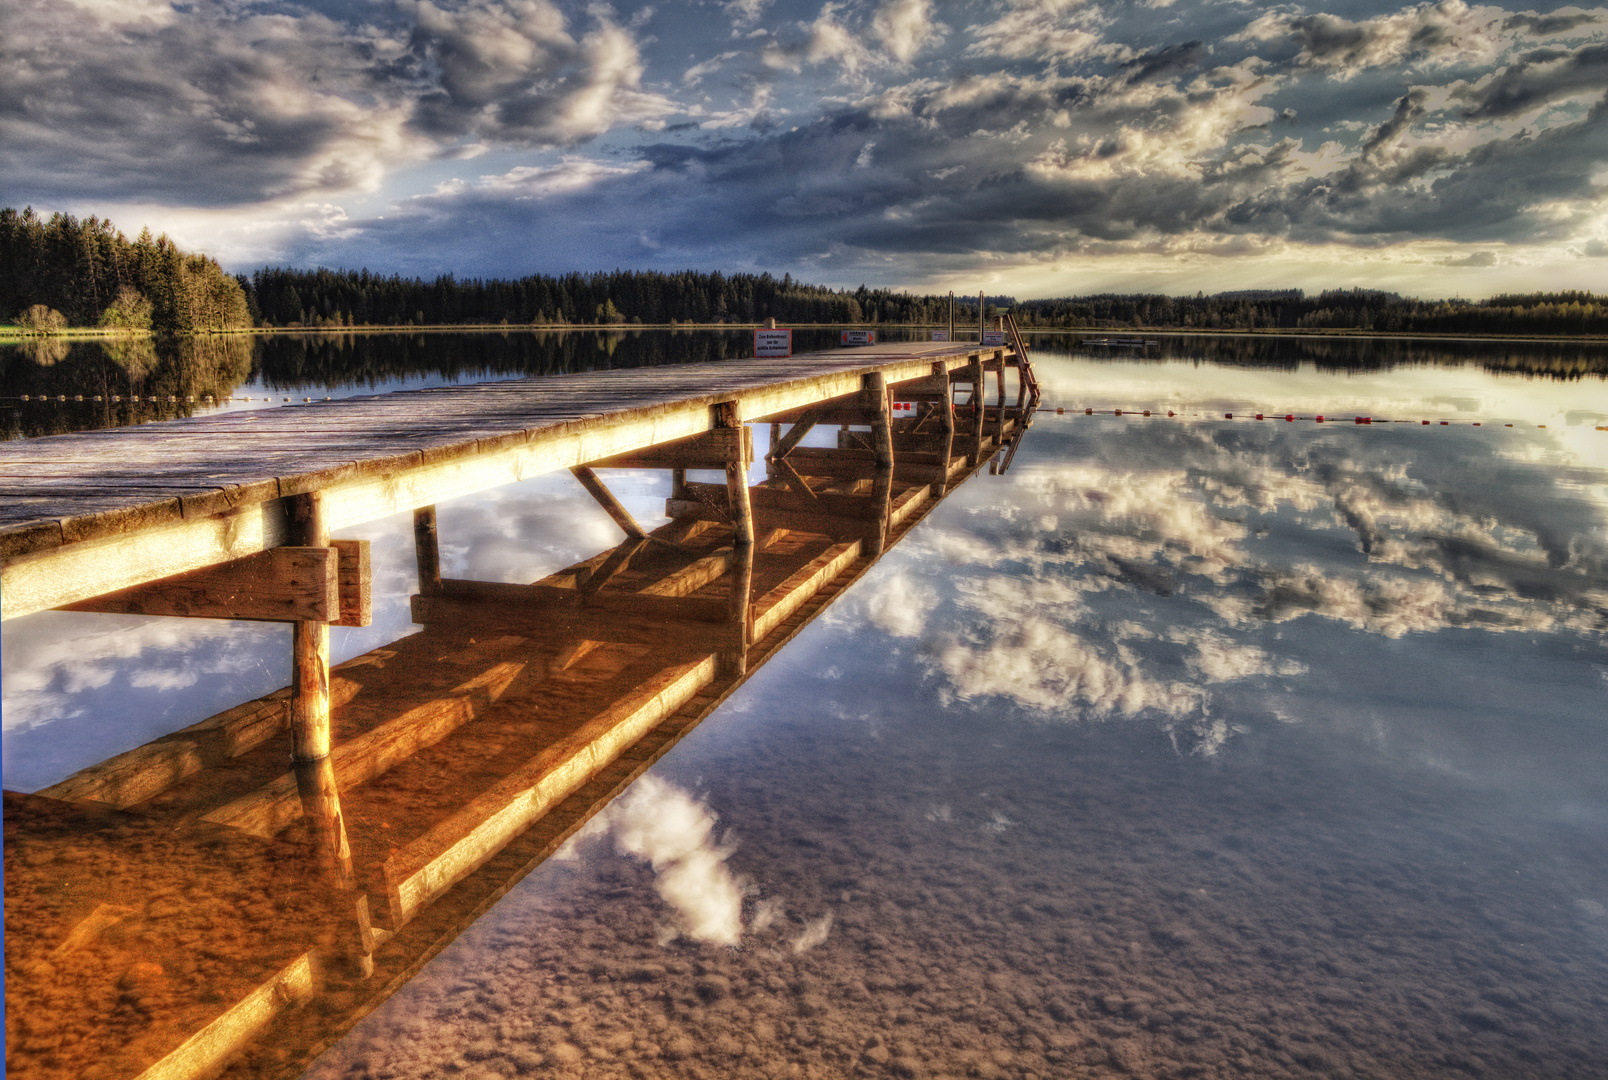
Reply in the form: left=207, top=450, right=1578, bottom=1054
left=966, top=0, right=1104, bottom=63
left=1233, top=1, right=1513, bottom=80
left=806, top=2, right=878, bottom=76
left=683, top=50, right=740, bottom=86
left=562, top=775, right=745, bottom=945
left=873, top=0, right=942, bottom=65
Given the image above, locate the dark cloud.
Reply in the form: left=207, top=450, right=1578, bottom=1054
left=1117, top=41, right=1208, bottom=85
left=1454, top=43, right=1608, bottom=118
left=0, top=0, right=671, bottom=206
left=6, top=0, right=1606, bottom=280
left=1502, top=11, right=1603, bottom=36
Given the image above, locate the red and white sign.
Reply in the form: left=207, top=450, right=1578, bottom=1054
left=754, top=328, right=792, bottom=357
left=892, top=400, right=916, bottom=416
left=841, top=329, right=876, bottom=346
left=930, top=330, right=949, bottom=341
left=982, top=330, right=1007, bottom=346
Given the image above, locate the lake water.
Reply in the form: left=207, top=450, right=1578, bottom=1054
left=4, top=332, right=1607, bottom=1079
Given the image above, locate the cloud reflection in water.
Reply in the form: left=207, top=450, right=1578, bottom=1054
left=833, top=412, right=1607, bottom=756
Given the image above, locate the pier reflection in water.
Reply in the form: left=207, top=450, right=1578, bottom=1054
left=3, top=338, right=1606, bottom=1080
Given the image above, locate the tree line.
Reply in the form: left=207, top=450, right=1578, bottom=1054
left=1012, top=288, right=1608, bottom=336
left=6, top=207, right=1605, bottom=337
left=244, top=266, right=992, bottom=329
left=236, top=272, right=1608, bottom=337
left=1, top=208, right=252, bottom=336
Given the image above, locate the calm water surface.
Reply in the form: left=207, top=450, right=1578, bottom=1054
left=4, top=333, right=1607, bottom=1079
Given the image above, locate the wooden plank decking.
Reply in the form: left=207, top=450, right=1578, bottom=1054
left=0, top=342, right=1015, bottom=619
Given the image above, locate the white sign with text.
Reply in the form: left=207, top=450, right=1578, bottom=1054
left=754, top=329, right=792, bottom=357
left=840, top=330, right=876, bottom=346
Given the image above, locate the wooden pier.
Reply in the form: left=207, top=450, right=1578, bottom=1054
left=2, top=337, right=1038, bottom=1080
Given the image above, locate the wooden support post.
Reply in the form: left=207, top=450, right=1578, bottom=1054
left=571, top=465, right=648, bottom=541
left=774, top=457, right=820, bottom=504
left=767, top=422, right=782, bottom=482
left=715, top=403, right=753, bottom=548
left=287, top=491, right=372, bottom=979
left=993, top=358, right=1007, bottom=446
left=579, top=537, right=648, bottom=595
left=414, top=505, right=442, bottom=597
left=715, top=401, right=752, bottom=676
left=866, top=372, right=894, bottom=555
left=671, top=468, right=689, bottom=502
left=967, top=355, right=986, bottom=463
left=935, top=362, right=956, bottom=497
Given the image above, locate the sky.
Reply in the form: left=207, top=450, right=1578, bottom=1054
left=5, top=0, right=1608, bottom=298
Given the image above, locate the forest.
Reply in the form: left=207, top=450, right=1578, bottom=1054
left=4, top=208, right=1605, bottom=337
left=1011, top=288, right=1608, bottom=336
left=0, top=208, right=252, bottom=336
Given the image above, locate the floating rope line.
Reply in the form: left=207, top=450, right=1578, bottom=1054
left=1049, top=406, right=1584, bottom=429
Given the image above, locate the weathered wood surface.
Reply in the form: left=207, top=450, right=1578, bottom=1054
left=1, top=342, right=1016, bottom=619
left=60, top=546, right=337, bottom=623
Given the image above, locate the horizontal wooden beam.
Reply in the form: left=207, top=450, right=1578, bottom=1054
left=639, top=551, right=733, bottom=598
left=583, top=427, right=750, bottom=470
left=666, top=498, right=876, bottom=541
left=427, top=577, right=731, bottom=623
left=679, top=480, right=882, bottom=522
left=407, top=594, right=733, bottom=650
left=381, top=656, right=716, bottom=928
left=59, top=546, right=336, bottom=623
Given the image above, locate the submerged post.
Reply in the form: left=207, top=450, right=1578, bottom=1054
left=414, top=505, right=442, bottom=595
left=967, top=353, right=986, bottom=462
left=866, top=372, right=893, bottom=554
left=935, top=361, right=955, bottom=496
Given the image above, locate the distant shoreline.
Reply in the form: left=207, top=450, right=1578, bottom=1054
left=4, top=323, right=1607, bottom=346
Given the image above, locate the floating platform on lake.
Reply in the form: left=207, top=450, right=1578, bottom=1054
left=3, top=339, right=1039, bottom=1080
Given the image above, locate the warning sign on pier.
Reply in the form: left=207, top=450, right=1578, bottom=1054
left=754, top=329, right=792, bottom=357
left=841, top=330, right=876, bottom=346
left=982, top=330, right=1006, bottom=346
left=930, top=330, right=949, bottom=341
